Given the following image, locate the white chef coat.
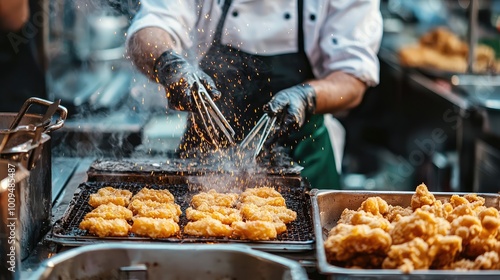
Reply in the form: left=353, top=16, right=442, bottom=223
left=127, top=0, right=382, bottom=86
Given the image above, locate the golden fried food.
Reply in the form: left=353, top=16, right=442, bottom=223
left=88, top=187, right=133, bottom=208
left=390, top=209, right=449, bottom=245
left=359, top=197, right=389, bottom=216
left=128, top=199, right=181, bottom=222
left=131, top=187, right=175, bottom=204
left=231, top=221, right=278, bottom=240
left=384, top=205, right=413, bottom=223
left=239, top=203, right=297, bottom=224
left=240, top=187, right=282, bottom=199
left=445, top=251, right=500, bottom=270
left=84, top=203, right=133, bottom=220
left=411, top=183, right=436, bottom=210
left=191, top=189, right=239, bottom=208
left=184, top=218, right=233, bottom=237
left=382, top=238, right=430, bottom=273
left=79, top=217, right=131, bottom=237
left=185, top=207, right=242, bottom=225
left=428, top=234, right=463, bottom=268
left=239, top=195, right=286, bottom=207
left=130, top=217, right=179, bottom=238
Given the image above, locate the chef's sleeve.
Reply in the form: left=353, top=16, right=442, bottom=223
left=318, top=0, right=382, bottom=86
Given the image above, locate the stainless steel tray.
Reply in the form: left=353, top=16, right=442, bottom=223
left=28, top=243, right=308, bottom=280
left=311, top=189, right=500, bottom=279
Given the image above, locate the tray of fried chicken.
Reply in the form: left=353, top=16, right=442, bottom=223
left=51, top=181, right=314, bottom=252
left=311, top=184, right=500, bottom=278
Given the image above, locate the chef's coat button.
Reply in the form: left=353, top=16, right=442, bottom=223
left=332, top=38, right=338, bottom=44
left=232, top=10, right=238, bottom=17
left=284, top=13, right=291, bottom=20
left=309, top=14, right=316, bottom=21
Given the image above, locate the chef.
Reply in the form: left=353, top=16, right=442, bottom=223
left=127, top=0, right=382, bottom=189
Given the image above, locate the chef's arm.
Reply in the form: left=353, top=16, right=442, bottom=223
left=308, top=71, right=367, bottom=114
left=127, top=27, right=176, bottom=79
left=0, top=0, right=29, bottom=31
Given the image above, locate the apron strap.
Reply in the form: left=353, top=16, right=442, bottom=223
left=297, top=0, right=305, bottom=53
left=213, top=0, right=233, bottom=45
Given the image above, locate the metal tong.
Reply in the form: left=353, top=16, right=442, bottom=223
left=239, top=113, right=277, bottom=160
left=192, top=74, right=235, bottom=148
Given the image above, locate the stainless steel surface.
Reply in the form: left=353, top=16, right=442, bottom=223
left=311, top=189, right=500, bottom=279
left=8, top=98, right=67, bottom=133
left=29, top=243, right=308, bottom=280
left=0, top=160, right=30, bottom=280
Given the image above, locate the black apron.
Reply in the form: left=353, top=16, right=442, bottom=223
left=179, top=0, right=339, bottom=189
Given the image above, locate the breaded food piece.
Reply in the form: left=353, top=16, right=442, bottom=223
left=191, top=189, right=239, bottom=208
left=382, top=238, right=431, bottom=273
left=384, top=205, right=413, bottom=223
left=84, top=203, right=133, bottom=220
left=390, top=209, right=443, bottom=245
left=239, top=203, right=297, bottom=224
left=450, top=215, right=482, bottom=245
left=411, top=183, right=436, bottom=210
left=445, top=251, right=500, bottom=270
left=349, top=211, right=392, bottom=232
left=128, top=199, right=181, bottom=222
left=130, top=217, right=179, bottom=239
left=428, top=234, right=463, bottom=268
left=184, top=218, right=233, bottom=237
left=231, top=221, right=278, bottom=240
left=186, top=207, right=242, bottom=225
left=325, top=224, right=392, bottom=263
left=358, top=197, right=389, bottom=216
left=79, top=217, right=130, bottom=237
left=131, top=187, right=175, bottom=204
left=240, top=187, right=282, bottom=199
left=239, top=195, right=286, bottom=207
left=88, top=187, right=133, bottom=208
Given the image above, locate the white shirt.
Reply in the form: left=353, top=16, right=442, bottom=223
left=127, top=0, right=382, bottom=86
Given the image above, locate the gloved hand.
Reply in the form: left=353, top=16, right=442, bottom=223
left=154, top=50, right=221, bottom=111
left=263, top=84, right=316, bottom=147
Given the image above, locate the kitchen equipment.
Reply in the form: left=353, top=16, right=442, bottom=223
left=0, top=160, right=30, bottom=280
left=50, top=177, right=314, bottom=252
left=240, top=113, right=277, bottom=160
left=310, top=189, right=500, bottom=278
left=29, top=243, right=308, bottom=280
left=0, top=98, right=67, bottom=260
left=473, top=134, right=500, bottom=193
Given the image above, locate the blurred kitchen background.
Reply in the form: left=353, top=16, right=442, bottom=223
left=35, top=0, right=500, bottom=192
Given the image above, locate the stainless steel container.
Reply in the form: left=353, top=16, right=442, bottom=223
left=29, top=243, right=308, bottom=280
left=0, top=160, right=30, bottom=280
left=311, top=189, right=500, bottom=279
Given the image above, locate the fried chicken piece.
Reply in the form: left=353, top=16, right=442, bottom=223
left=384, top=205, right=413, bottom=223
left=184, top=218, right=233, bottom=237
left=410, top=183, right=436, bottom=210
left=464, top=236, right=500, bottom=258
left=428, top=234, right=463, bottom=268
left=84, top=203, right=133, bottom=220
left=239, top=203, right=297, bottom=224
left=391, top=209, right=442, bottom=245
left=445, top=252, right=500, bottom=270
left=419, top=27, right=468, bottom=57
left=131, top=187, right=175, bottom=204
left=478, top=207, right=500, bottom=236
left=88, top=187, right=133, bottom=208
left=358, top=197, right=389, bottom=216
left=338, top=209, right=392, bottom=232
left=186, top=207, right=242, bottom=225
left=399, top=45, right=468, bottom=73
left=240, top=187, right=282, bottom=199
left=324, top=224, right=392, bottom=263
left=79, top=217, right=131, bottom=237
left=128, top=199, right=181, bottom=222
left=420, top=200, right=453, bottom=219
left=130, top=217, right=179, bottom=238
left=447, top=194, right=486, bottom=223
left=382, top=238, right=431, bottom=273
left=450, top=215, right=482, bottom=245
left=191, top=189, right=239, bottom=208
left=231, top=221, right=279, bottom=240
left=239, top=195, right=286, bottom=207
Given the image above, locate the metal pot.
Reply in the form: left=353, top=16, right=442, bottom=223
left=0, top=160, right=30, bottom=280
left=0, top=98, right=67, bottom=260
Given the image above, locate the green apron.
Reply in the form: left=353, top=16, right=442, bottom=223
left=181, top=0, right=340, bottom=189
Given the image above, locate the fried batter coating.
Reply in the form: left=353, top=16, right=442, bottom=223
left=338, top=210, right=392, bottom=232
left=231, top=221, right=278, bottom=240
left=410, top=183, right=436, bottom=210
left=131, top=187, right=175, bottom=204
left=184, top=218, right=233, bottom=237
left=191, top=189, right=239, bottom=208
left=239, top=203, right=297, bottom=224
left=450, top=215, right=482, bottom=245
left=391, top=209, right=442, bottom=245
left=445, top=251, right=500, bottom=270
left=325, top=224, right=392, bottom=263
left=478, top=207, right=500, bottom=235
left=84, top=203, right=133, bottom=220
left=384, top=205, right=413, bottom=223
left=88, top=187, right=133, bottom=208
left=128, top=199, right=181, bottom=222
left=428, top=235, right=463, bottom=268
left=382, top=238, right=430, bottom=273
left=464, top=236, right=500, bottom=258
left=79, top=217, right=130, bottom=237
left=130, top=217, right=179, bottom=238
left=239, top=195, right=286, bottom=207
left=240, top=187, right=282, bottom=199
left=185, top=207, right=242, bottom=225
left=359, top=197, right=389, bottom=216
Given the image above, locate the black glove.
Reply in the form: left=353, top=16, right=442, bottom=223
left=154, top=50, right=221, bottom=111
left=263, top=84, right=316, bottom=147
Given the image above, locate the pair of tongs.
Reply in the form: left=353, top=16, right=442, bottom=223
left=192, top=74, right=235, bottom=148
left=239, top=113, right=277, bottom=160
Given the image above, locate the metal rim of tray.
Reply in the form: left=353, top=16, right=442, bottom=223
left=310, top=189, right=500, bottom=277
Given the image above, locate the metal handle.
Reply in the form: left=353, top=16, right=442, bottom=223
left=239, top=113, right=277, bottom=160
left=9, top=97, right=68, bottom=133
